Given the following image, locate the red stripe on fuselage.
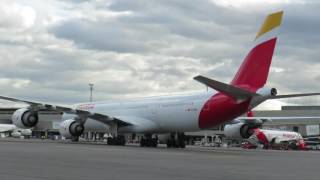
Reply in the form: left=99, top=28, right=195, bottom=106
left=198, top=93, right=251, bottom=129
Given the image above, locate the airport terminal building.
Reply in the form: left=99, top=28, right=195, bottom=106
left=1, top=106, right=320, bottom=139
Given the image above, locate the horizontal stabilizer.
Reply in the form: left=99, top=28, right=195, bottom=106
left=194, top=75, right=257, bottom=100
left=270, top=93, right=320, bottom=99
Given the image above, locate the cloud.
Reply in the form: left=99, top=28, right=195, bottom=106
left=211, top=0, right=309, bottom=10
left=0, top=0, right=320, bottom=110
left=0, top=78, right=30, bottom=89
left=0, top=1, right=36, bottom=30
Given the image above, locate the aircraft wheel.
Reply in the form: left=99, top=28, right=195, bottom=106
left=177, top=132, right=186, bottom=148
left=166, top=139, right=173, bottom=148
left=140, top=134, right=158, bottom=147
left=117, top=135, right=126, bottom=146
left=107, top=136, right=125, bottom=146
left=152, top=138, right=158, bottom=147
left=71, top=136, right=79, bottom=142
left=140, top=138, right=146, bottom=147
left=179, top=141, right=186, bottom=148
left=107, top=137, right=114, bottom=145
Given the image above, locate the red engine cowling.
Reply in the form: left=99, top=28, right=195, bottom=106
left=12, top=108, right=39, bottom=128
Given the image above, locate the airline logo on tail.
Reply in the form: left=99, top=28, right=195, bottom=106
left=255, top=11, right=283, bottom=40
left=231, top=11, right=283, bottom=90
left=197, top=11, right=285, bottom=129
left=197, top=11, right=320, bottom=129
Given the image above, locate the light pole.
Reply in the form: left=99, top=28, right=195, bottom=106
left=89, top=83, right=94, bottom=102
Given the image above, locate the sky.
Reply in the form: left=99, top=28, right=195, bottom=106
left=0, top=0, right=320, bottom=109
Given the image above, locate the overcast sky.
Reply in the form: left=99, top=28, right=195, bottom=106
left=0, top=0, right=320, bottom=109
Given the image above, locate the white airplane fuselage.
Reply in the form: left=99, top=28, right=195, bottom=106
left=71, top=90, right=214, bottom=133
left=259, top=129, right=303, bottom=143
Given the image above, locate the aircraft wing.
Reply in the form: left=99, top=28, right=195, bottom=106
left=0, top=95, right=132, bottom=127
left=235, top=116, right=320, bottom=125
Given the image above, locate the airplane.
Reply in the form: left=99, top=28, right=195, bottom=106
left=224, top=111, right=307, bottom=150
left=248, top=129, right=305, bottom=150
left=0, top=124, right=32, bottom=138
left=0, top=11, right=319, bottom=148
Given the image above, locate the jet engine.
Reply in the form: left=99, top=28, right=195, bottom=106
left=12, top=108, right=39, bottom=128
left=59, top=119, right=84, bottom=139
left=256, top=87, right=277, bottom=96
left=224, top=123, right=256, bottom=139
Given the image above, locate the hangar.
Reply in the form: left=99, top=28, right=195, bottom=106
left=256, top=106, right=320, bottom=136
left=0, top=106, right=320, bottom=139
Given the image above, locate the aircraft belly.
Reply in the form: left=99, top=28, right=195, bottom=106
left=86, top=92, right=211, bottom=133
left=154, top=99, right=206, bottom=132
left=84, top=119, right=110, bottom=132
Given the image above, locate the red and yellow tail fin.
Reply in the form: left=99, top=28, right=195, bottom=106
left=231, top=11, right=283, bottom=90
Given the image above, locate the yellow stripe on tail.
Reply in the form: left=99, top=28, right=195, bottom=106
left=255, top=11, right=283, bottom=40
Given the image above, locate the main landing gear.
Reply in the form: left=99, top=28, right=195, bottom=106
left=140, top=134, right=158, bottom=147
left=139, top=133, right=186, bottom=148
left=107, top=135, right=126, bottom=146
left=166, top=132, right=186, bottom=148
left=106, top=122, right=126, bottom=146
left=71, top=136, right=80, bottom=142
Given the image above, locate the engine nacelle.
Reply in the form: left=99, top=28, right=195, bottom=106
left=12, top=108, right=39, bottom=128
left=256, top=87, right=277, bottom=96
left=59, top=119, right=84, bottom=139
left=224, top=123, right=255, bottom=139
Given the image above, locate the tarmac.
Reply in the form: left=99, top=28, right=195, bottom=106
left=0, top=139, right=319, bottom=180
